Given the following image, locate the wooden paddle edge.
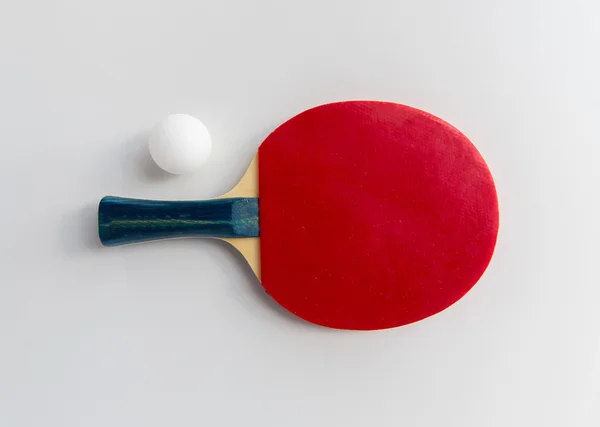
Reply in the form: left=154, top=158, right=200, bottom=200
left=219, top=155, right=260, bottom=279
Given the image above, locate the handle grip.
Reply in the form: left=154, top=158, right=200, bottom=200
left=98, top=196, right=259, bottom=246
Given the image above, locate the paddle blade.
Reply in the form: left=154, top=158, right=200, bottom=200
left=258, top=101, right=498, bottom=330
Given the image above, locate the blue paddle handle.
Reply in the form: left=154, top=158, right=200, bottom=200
left=98, top=196, right=259, bottom=246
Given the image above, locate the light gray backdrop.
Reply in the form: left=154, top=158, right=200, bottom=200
left=1, top=1, right=598, bottom=426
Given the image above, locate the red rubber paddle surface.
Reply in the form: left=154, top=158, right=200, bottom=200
left=258, top=101, right=498, bottom=330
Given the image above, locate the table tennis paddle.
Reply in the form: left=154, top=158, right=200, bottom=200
left=99, top=101, right=499, bottom=330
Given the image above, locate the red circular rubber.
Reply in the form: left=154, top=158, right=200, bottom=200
left=258, top=101, right=498, bottom=330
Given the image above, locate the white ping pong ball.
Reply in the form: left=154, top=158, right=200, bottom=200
left=149, top=114, right=212, bottom=175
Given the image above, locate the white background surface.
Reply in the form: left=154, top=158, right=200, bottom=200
left=1, top=1, right=599, bottom=426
